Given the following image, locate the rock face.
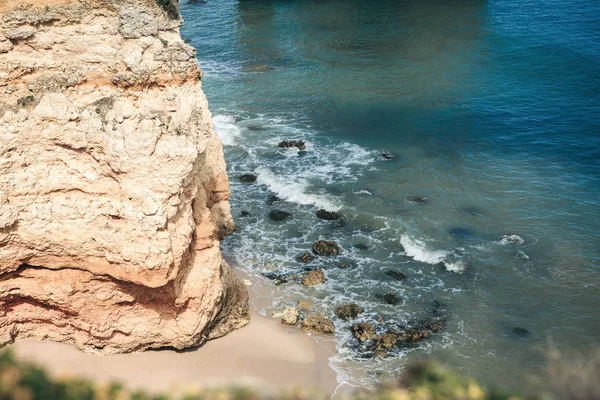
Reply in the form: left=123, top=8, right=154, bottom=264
left=312, top=240, right=341, bottom=256
left=302, top=314, right=335, bottom=334
left=0, top=0, right=249, bottom=354
left=334, top=303, right=363, bottom=320
left=351, top=322, right=375, bottom=342
left=301, top=268, right=325, bottom=286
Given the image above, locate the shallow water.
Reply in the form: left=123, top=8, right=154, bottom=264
left=179, top=0, right=600, bottom=392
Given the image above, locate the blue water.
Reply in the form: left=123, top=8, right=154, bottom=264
left=180, top=0, right=600, bottom=392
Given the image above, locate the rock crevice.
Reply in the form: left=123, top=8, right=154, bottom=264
left=0, top=0, right=249, bottom=354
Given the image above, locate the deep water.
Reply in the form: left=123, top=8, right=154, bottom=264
left=179, top=0, right=600, bottom=392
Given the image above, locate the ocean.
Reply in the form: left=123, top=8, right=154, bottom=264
left=179, top=0, right=600, bottom=392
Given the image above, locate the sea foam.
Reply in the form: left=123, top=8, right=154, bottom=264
left=212, top=114, right=242, bottom=146
left=255, top=166, right=341, bottom=211
left=400, top=235, right=465, bottom=273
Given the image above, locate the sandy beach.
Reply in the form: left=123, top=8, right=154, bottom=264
left=8, top=269, right=340, bottom=397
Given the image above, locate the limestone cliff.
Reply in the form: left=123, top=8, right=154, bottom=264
left=0, top=0, right=250, bottom=354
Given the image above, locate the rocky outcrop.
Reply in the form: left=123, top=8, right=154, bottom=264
left=0, top=0, right=249, bottom=354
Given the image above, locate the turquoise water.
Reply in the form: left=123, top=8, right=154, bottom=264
left=180, top=0, right=600, bottom=392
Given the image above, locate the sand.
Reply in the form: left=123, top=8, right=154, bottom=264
left=8, top=270, right=340, bottom=397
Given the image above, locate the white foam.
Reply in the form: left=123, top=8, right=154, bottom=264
left=444, top=260, right=467, bottom=273
left=401, top=235, right=448, bottom=264
left=255, top=166, right=341, bottom=211
left=212, top=114, right=241, bottom=146
left=516, top=250, right=530, bottom=260
left=499, top=234, right=525, bottom=245
left=401, top=235, right=465, bottom=273
left=353, top=190, right=373, bottom=195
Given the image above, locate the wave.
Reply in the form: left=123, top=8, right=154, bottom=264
left=498, top=234, right=525, bottom=245
left=212, top=114, right=242, bottom=146
left=400, top=235, right=465, bottom=273
left=255, top=166, right=341, bottom=211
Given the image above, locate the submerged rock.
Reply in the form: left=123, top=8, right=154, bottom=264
left=384, top=270, right=406, bottom=281
left=239, top=174, right=257, bottom=183
left=240, top=211, right=251, bottom=217
left=269, top=210, right=291, bottom=221
left=406, top=196, right=428, bottom=204
left=297, top=300, right=312, bottom=312
left=281, top=307, right=300, bottom=325
left=262, top=272, right=298, bottom=286
left=302, top=314, right=335, bottom=334
left=424, top=319, right=445, bottom=332
left=316, top=209, right=341, bottom=221
left=351, top=322, right=376, bottom=342
left=335, top=304, right=363, bottom=320
left=428, top=300, right=448, bottom=317
left=266, top=194, right=281, bottom=205
left=380, top=153, right=394, bottom=160
left=301, top=268, right=325, bottom=286
left=383, top=292, right=400, bottom=305
left=296, top=252, right=315, bottom=263
left=448, top=227, right=474, bottom=239
left=312, top=240, right=341, bottom=256
left=512, top=326, right=530, bottom=339
left=278, top=140, right=306, bottom=151
left=354, top=243, right=370, bottom=250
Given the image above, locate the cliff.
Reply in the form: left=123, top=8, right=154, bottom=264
left=0, top=0, right=249, bottom=354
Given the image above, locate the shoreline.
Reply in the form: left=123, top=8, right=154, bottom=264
left=8, top=267, right=340, bottom=397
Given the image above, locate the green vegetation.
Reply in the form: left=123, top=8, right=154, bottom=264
left=16, top=96, right=35, bottom=108
left=1, top=349, right=599, bottom=400
left=0, top=350, right=522, bottom=400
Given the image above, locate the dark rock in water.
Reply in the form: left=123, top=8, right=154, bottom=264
left=370, top=333, right=398, bottom=350
left=448, top=227, right=474, bottom=239
left=351, top=322, right=376, bottom=342
left=335, top=304, right=363, bottom=320
left=278, top=140, right=306, bottom=151
left=383, top=292, right=400, bottom=305
left=380, top=153, right=394, bottom=160
left=372, top=351, right=387, bottom=358
left=239, top=174, right=257, bottom=183
left=261, top=272, right=298, bottom=286
left=302, top=314, right=335, bottom=334
left=354, top=243, right=369, bottom=250
left=269, top=210, right=291, bottom=221
left=406, top=196, right=428, bottom=204
left=422, top=317, right=446, bottom=332
left=296, top=252, right=314, bottom=263
left=316, top=209, right=341, bottom=221
left=428, top=300, right=448, bottom=317
left=240, top=211, right=251, bottom=217
left=266, top=194, right=281, bottom=205
left=312, top=240, right=341, bottom=256
left=301, top=268, right=325, bottom=286
left=512, top=327, right=530, bottom=339
left=384, top=270, right=406, bottom=281
left=396, top=328, right=430, bottom=346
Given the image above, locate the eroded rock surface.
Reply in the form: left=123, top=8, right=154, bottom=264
left=0, top=0, right=249, bottom=354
